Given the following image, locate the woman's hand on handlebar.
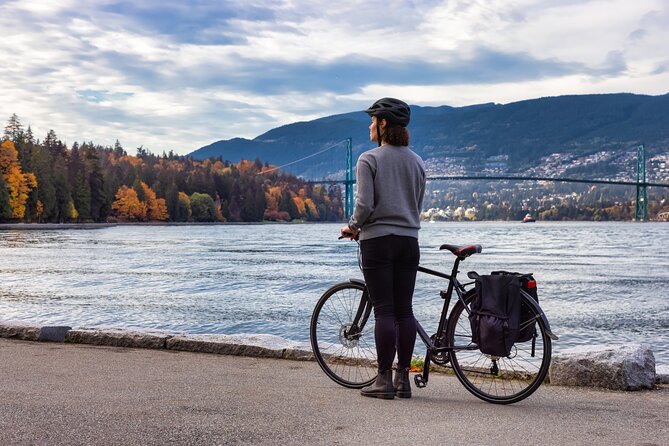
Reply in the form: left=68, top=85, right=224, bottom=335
left=339, top=225, right=359, bottom=240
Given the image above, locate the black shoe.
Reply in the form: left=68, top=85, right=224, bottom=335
left=361, top=369, right=394, bottom=399
left=393, top=368, right=411, bottom=398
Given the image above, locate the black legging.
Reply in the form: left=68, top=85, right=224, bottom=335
left=360, top=234, right=419, bottom=372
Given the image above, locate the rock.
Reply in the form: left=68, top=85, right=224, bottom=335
left=0, top=323, right=41, bottom=341
left=38, top=326, right=72, bottom=342
left=65, top=328, right=168, bottom=349
left=166, top=333, right=300, bottom=359
left=549, top=344, right=656, bottom=390
left=656, top=364, right=669, bottom=385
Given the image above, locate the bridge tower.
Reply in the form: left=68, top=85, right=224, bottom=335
left=635, top=144, right=647, bottom=221
left=345, top=138, right=354, bottom=219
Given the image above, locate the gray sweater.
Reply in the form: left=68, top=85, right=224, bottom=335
left=348, top=144, right=426, bottom=240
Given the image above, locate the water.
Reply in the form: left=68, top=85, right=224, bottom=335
left=0, top=222, right=667, bottom=364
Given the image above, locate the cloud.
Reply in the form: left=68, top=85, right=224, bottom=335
left=77, top=89, right=134, bottom=103
left=0, top=0, right=667, bottom=155
left=99, top=1, right=278, bottom=45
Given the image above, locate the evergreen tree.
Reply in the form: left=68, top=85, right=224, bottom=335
left=52, top=155, right=72, bottom=222
left=84, top=146, right=107, bottom=222
left=44, top=130, right=65, bottom=158
left=0, top=173, right=12, bottom=221
left=176, top=192, right=191, bottom=222
left=3, top=114, right=23, bottom=143
left=114, top=140, right=125, bottom=157
left=31, top=145, right=56, bottom=221
left=165, top=183, right=180, bottom=221
left=132, top=178, right=147, bottom=202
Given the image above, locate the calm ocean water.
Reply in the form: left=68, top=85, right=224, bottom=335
left=0, top=222, right=667, bottom=363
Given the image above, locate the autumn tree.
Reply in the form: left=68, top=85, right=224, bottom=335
left=140, top=181, right=168, bottom=221
left=264, top=185, right=290, bottom=221
left=111, top=185, right=146, bottom=221
left=0, top=140, right=37, bottom=219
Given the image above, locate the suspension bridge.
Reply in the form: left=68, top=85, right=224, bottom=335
left=266, top=138, right=669, bottom=221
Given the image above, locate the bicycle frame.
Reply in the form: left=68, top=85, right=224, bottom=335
left=344, top=256, right=474, bottom=386
left=344, top=254, right=558, bottom=389
left=413, top=257, right=478, bottom=387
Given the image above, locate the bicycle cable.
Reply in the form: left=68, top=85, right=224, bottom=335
left=356, top=239, right=362, bottom=272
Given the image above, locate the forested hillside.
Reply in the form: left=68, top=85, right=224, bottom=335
left=191, top=93, right=669, bottom=178
left=0, top=115, right=342, bottom=224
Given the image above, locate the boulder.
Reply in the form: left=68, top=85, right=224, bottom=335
left=0, top=323, right=40, bottom=341
left=549, top=344, right=656, bottom=390
left=65, top=328, right=168, bottom=349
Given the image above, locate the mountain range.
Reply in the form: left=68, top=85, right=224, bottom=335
left=189, top=93, right=669, bottom=179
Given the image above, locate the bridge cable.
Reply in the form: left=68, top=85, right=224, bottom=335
left=257, top=140, right=348, bottom=175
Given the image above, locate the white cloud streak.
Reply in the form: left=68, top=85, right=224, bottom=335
left=0, top=0, right=667, bottom=154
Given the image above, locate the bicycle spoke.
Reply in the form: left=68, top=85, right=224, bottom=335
left=311, top=283, right=377, bottom=388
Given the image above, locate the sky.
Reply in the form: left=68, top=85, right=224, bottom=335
left=1, top=0, right=668, bottom=155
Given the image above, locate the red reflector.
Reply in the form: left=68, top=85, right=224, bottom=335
left=526, top=280, right=537, bottom=289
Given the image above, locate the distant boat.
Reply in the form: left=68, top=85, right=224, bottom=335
left=522, top=213, right=536, bottom=223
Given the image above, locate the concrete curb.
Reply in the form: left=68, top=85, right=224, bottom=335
left=657, top=365, right=669, bottom=384
left=0, top=323, right=40, bottom=341
left=0, top=323, right=314, bottom=362
left=1, top=322, right=665, bottom=386
left=65, top=328, right=169, bottom=349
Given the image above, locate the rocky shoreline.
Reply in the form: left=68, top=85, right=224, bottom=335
left=1, top=322, right=666, bottom=389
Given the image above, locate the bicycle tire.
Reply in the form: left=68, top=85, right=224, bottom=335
left=310, top=281, right=377, bottom=389
left=446, top=290, right=552, bottom=404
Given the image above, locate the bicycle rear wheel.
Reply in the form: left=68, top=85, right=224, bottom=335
left=446, top=291, right=552, bottom=404
left=310, top=281, right=377, bottom=389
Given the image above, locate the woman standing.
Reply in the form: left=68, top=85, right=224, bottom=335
left=340, top=98, right=426, bottom=399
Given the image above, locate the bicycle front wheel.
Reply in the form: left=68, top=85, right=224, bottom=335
left=446, top=291, right=552, bottom=404
left=310, top=281, right=377, bottom=389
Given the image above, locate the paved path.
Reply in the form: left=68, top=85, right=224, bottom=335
left=1, top=338, right=667, bottom=446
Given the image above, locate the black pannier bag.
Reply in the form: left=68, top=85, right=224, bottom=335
left=492, top=271, right=539, bottom=343
left=468, top=273, right=521, bottom=357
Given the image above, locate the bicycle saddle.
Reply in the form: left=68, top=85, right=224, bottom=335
left=439, top=244, right=482, bottom=258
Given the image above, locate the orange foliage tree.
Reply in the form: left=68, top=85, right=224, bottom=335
left=265, top=186, right=282, bottom=213
left=0, top=140, right=37, bottom=219
left=111, top=185, right=146, bottom=221
left=305, top=198, right=319, bottom=219
left=292, top=194, right=306, bottom=217
left=140, top=181, right=169, bottom=221
left=111, top=182, right=168, bottom=222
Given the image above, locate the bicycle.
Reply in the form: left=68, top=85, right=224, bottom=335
left=309, top=242, right=559, bottom=404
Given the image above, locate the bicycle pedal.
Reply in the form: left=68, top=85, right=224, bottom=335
left=414, top=374, right=427, bottom=388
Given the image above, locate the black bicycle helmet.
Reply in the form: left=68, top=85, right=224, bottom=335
left=365, top=97, right=411, bottom=127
